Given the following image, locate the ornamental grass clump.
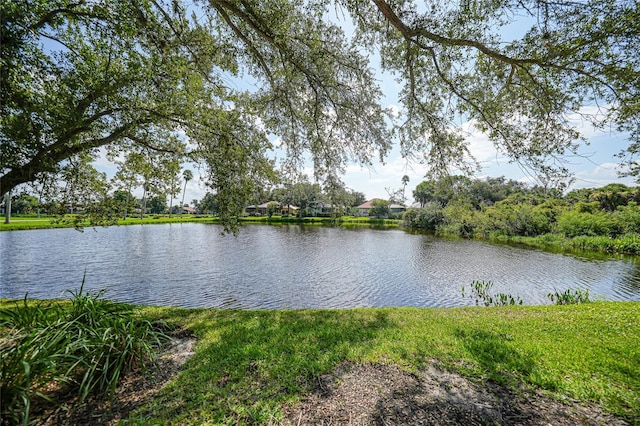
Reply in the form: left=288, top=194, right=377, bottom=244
left=0, top=286, right=168, bottom=425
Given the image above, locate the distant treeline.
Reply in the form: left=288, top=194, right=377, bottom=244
left=404, top=177, right=640, bottom=255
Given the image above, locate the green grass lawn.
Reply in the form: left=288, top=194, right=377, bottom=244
left=124, top=302, right=639, bottom=424
left=0, top=215, right=400, bottom=231
left=1, top=300, right=638, bottom=424
left=0, top=215, right=216, bottom=231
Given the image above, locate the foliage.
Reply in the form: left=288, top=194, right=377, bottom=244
left=3, top=0, right=638, bottom=229
left=461, top=280, right=523, bottom=307
left=547, top=289, right=592, bottom=305
left=1, top=0, right=391, bottom=231
left=439, top=201, right=482, bottom=238
left=147, top=195, right=168, bottom=215
left=0, top=288, right=168, bottom=424
left=482, top=200, right=553, bottom=237
left=556, top=210, right=616, bottom=238
left=369, top=199, right=391, bottom=218
left=7, top=194, right=38, bottom=215
left=402, top=204, right=444, bottom=230
left=403, top=177, right=640, bottom=256
left=266, top=202, right=279, bottom=218
left=198, top=193, right=220, bottom=215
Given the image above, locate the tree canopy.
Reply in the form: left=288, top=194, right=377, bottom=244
left=2, top=0, right=638, bottom=227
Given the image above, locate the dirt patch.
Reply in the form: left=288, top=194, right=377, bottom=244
left=282, top=362, right=629, bottom=426
left=28, top=346, right=629, bottom=425
left=30, top=334, right=196, bottom=425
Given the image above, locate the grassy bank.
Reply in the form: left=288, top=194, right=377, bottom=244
left=0, top=215, right=400, bottom=231
left=0, top=215, right=216, bottom=231
left=487, top=233, right=640, bottom=257
left=9, top=301, right=627, bottom=424
left=2, top=300, right=638, bottom=423
left=238, top=215, right=400, bottom=227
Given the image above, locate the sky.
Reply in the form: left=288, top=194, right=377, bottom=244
left=95, top=4, right=637, bottom=206
left=154, top=99, right=635, bottom=207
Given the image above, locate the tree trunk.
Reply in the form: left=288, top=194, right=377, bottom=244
left=124, top=183, right=131, bottom=220
left=180, top=181, right=188, bottom=214
left=4, top=191, right=11, bottom=224
left=140, top=186, right=147, bottom=219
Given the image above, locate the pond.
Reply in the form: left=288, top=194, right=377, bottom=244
left=1, top=223, right=640, bottom=309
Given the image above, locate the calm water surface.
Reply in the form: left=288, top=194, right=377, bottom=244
left=2, top=223, right=640, bottom=308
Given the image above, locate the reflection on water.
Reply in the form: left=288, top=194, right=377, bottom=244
left=1, top=223, right=639, bottom=309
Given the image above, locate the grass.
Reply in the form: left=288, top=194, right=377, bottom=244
left=0, top=215, right=216, bottom=231
left=0, top=215, right=400, bottom=231
left=109, top=302, right=640, bottom=425
left=488, top=232, right=640, bottom=257
left=238, top=215, right=400, bottom=227
left=1, top=300, right=638, bottom=423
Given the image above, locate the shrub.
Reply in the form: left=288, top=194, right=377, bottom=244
left=556, top=210, right=615, bottom=237
left=440, top=202, right=481, bottom=237
left=612, top=202, right=640, bottom=234
left=402, top=204, right=444, bottom=230
left=1, top=287, right=168, bottom=424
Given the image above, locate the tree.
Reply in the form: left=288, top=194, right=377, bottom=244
left=180, top=170, right=194, bottom=214
left=350, top=191, right=367, bottom=208
left=11, top=194, right=39, bottom=214
left=2, top=1, right=207, bottom=194
left=413, top=181, right=437, bottom=208
left=266, top=201, right=279, bottom=218
left=147, top=196, right=167, bottom=214
left=2, top=0, right=638, bottom=229
left=369, top=199, right=391, bottom=218
left=58, top=155, right=114, bottom=225
left=3, top=192, right=11, bottom=224
left=401, top=175, right=410, bottom=203
left=111, top=157, right=142, bottom=220
left=349, top=0, right=639, bottom=179
left=198, top=193, right=219, bottom=215
left=112, top=190, right=135, bottom=218
left=1, top=0, right=388, bottom=230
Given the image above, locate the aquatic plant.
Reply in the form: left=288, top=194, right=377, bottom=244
left=547, top=288, right=592, bottom=305
left=462, top=280, right=523, bottom=307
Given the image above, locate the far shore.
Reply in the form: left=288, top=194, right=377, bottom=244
left=0, top=214, right=401, bottom=232
left=3, top=213, right=640, bottom=258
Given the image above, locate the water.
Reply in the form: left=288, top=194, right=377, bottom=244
left=1, top=223, right=639, bottom=309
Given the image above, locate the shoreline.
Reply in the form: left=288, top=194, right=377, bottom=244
left=3, top=214, right=640, bottom=258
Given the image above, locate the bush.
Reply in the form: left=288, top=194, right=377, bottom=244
left=1, top=287, right=168, bottom=424
left=482, top=202, right=552, bottom=237
left=440, top=202, right=481, bottom=237
left=556, top=210, right=615, bottom=237
left=402, top=204, right=444, bottom=230
left=612, top=202, right=640, bottom=234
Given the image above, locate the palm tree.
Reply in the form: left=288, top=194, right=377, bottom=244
left=401, top=175, right=410, bottom=203
left=180, top=169, right=193, bottom=214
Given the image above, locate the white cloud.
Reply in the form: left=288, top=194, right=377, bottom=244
left=571, top=162, right=636, bottom=189
left=565, top=104, right=618, bottom=140
left=342, top=154, right=428, bottom=200
left=458, top=120, right=506, bottom=165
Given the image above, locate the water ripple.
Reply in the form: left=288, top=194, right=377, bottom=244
left=2, top=224, right=640, bottom=308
